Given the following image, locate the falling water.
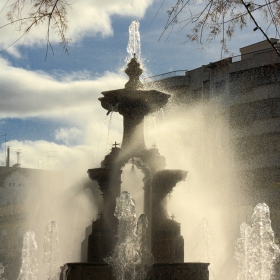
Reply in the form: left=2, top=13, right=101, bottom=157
left=160, top=108, right=165, bottom=121
left=105, top=191, right=153, bottom=280
left=105, top=111, right=113, bottom=151
left=135, top=214, right=154, bottom=280
left=235, top=223, right=252, bottom=280
left=126, top=20, right=141, bottom=61
left=17, top=231, right=38, bottom=280
left=69, top=195, right=81, bottom=262
left=42, top=221, right=60, bottom=280
left=194, top=218, right=216, bottom=279
left=235, top=203, right=280, bottom=280
left=93, top=114, right=108, bottom=166
left=151, top=113, right=158, bottom=146
left=194, top=218, right=213, bottom=263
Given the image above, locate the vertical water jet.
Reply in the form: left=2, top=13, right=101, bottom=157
left=42, top=221, right=59, bottom=280
left=17, top=231, right=38, bottom=280
left=235, top=203, right=280, bottom=280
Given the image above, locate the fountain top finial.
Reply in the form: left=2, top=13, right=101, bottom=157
left=124, top=57, right=143, bottom=90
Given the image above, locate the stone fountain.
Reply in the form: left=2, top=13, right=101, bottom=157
left=61, top=21, right=209, bottom=280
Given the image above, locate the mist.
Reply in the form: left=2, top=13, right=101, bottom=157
left=2, top=91, right=252, bottom=280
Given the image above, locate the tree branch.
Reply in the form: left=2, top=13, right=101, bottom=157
left=240, top=0, right=280, bottom=57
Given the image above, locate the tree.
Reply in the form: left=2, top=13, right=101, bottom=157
left=158, top=0, right=280, bottom=57
left=1, top=0, right=70, bottom=58
left=2, top=0, right=280, bottom=58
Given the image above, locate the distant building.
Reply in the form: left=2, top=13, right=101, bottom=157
left=0, top=165, right=64, bottom=279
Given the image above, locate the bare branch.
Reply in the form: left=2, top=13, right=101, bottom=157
left=2, top=0, right=71, bottom=57
left=160, top=0, right=280, bottom=58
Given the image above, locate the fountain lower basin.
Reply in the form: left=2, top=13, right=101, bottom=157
left=61, top=262, right=210, bottom=280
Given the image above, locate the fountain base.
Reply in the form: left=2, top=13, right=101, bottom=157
left=61, top=262, right=209, bottom=280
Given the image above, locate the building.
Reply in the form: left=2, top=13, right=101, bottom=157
left=0, top=164, right=64, bottom=279
left=145, top=38, right=280, bottom=277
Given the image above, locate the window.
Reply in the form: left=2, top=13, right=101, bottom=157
left=255, top=102, right=271, bottom=120
left=2, top=230, right=7, bottom=247
left=215, top=80, right=225, bottom=89
left=17, top=228, right=23, bottom=247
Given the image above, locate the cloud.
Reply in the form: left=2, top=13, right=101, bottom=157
left=55, top=127, right=82, bottom=145
left=0, top=140, right=96, bottom=179
left=0, top=0, right=154, bottom=55
left=0, top=57, right=127, bottom=123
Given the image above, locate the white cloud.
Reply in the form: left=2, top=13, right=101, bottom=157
left=0, top=57, right=127, bottom=123
left=55, top=127, right=82, bottom=145
left=0, top=0, right=154, bottom=55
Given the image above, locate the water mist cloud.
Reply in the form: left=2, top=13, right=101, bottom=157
left=145, top=101, right=238, bottom=279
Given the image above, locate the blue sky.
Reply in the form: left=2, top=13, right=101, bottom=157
left=0, top=0, right=266, bottom=169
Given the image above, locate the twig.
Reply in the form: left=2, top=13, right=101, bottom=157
left=241, top=0, right=280, bottom=57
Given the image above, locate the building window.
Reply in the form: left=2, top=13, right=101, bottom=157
left=2, top=230, right=7, bottom=247
left=215, top=80, right=225, bottom=89
left=17, top=228, right=23, bottom=247
left=255, top=102, right=271, bottom=120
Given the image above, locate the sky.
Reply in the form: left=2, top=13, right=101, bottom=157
left=0, top=0, right=268, bottom=169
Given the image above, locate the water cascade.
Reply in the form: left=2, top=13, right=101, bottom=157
left=194, top=218, right=213, bottom=263
left=17, top=231, right=38, bottom=280
left=42, top=221, right=60, bottom=280
left=235, top=203, right=280, bottom=280
left=135, top=214, right=154, bottom=279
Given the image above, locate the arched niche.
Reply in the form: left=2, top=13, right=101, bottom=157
left=120, top=157, right=146, bottom=218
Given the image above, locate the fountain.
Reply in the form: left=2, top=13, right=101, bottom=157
left=235, top=203, right=280, bottom=280
left=61, top=20, right=209, bottom=279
